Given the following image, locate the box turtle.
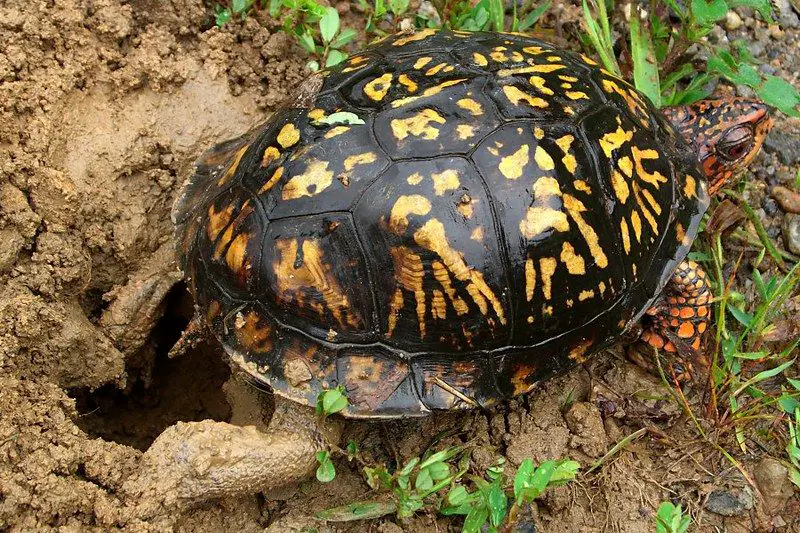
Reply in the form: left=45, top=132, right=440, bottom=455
left=132, top=29, right=771, bottom=506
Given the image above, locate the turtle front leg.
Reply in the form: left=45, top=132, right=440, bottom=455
left=122, top=396, right=341, bottom=517
left=638, top=259, right=712, bottom=380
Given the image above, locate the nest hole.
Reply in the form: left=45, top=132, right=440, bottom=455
left=69, top=283, right=232, bottom=450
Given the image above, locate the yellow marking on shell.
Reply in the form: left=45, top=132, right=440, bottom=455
left=307, top=108, right=326, bottom=120
left=348, top=55, right=369, bottom=66
left=525, top=258, right=536, bottom=301
left=398, top=74, right=418, bottom=92
left=364, top=73, right=393, bottom=101
left=217, top=145, right=248, bottom=186
left=565, top=91, right=589, bottom=100
left=414, top=219, right=506, bottom=324
left=456, top=124, right=476, bottom=140
left=581, top=54, right=598, bottom=65
left=573, top=180, right=591, bottom=193
left=523, top=46, right=544, bottom=54
left=560, top=242, right=585, bottom=275
left=324, top=126, right=350, bottom=139
left=457, top=98, right=484, bottom=115
left=510, top=51, right=524, bottom=61
left=390, top=108, right=446, bottom=140
left=598, top=281, right=607, bottom=295
left=599, top=117, right=634, bottom=157
left=432, top=260, right=469, bottom=315
left=611, top=170, right=630, bottom=204
left=684, top=175, right=697, bottom=198
left=389, top=194, right=432, bottom=234
left=676, top=223, right=688, bottom=246
left=630, top=211, right=642, bottom=242
left=562, top=194, right=608, bottom=268
left=473, top=52, right=488, bottom=66
left=432, top=290, right=447, bottom=320
left=529, top=76, right=554, bottom=95
left=503, top=85, right=549, bottom=108
left=632, top=147, right=668, bottom=186
left=618, top=155, right=633, bottom=177
left=387, top=288, right=404, bottom=337
left=546, top=55, right=561, bottom=62
left=539, top=257, right=556, bottom=300
left=497, top=64, right=562, bottom=77
left=414, top=57, right=433, bottom=69
left=432, top=169, right=460, bottom=196
left=563, top=106, right=575, bottom=116
left=258, top=166, right=284, bottom=194
left=389, top=246, right=427, bottom=338
left=566, top=299, right=573, bottom=308
left=542, top=305, right=553, bottom=316
left=635, top=190, right=659, bottom=234
left=207, top=203, right=234, bottom=241
left=534, top=127, right=545, bottom=139
left=620, top=219, right=631, bottom=254
left=499, top=144, right=529, bottom=180
left=561, top=83, right=572, bottom=89
left=490, top=49, right=509, bottom=62
left=559, top=75, right=578, bottom=82
left=261, top=146, right=280, bottom=167
left=578, top=289, right=595, bottom=301
left=282, top=159, right=334, bottom=200
left=471, top=226, right=484, bottom=241
left=527, top=315, right=534, bottom=323
left=274, top=239, right=360, bottom=329
left=519, top=177, right=569, bottom=239
left=391, top=79, right=468, bottom=108
left=406, top=172, right=424, bottom=185
left=601, top=79, right=648, bottom=125
left=235, top=311, right=273, bottom=354
left=394, top=29, right=436, bottom=46
left=225, top=232, right=249, bottom=273
left=555, top=134, right=577, bottom=174
left=640, top=187, right=662, bottom=215
left=567, top=339, right=593, bottom=363
left=425, top=63, right=449, bottom=76
left=277, top=123, right=301, bottom=149
left=344, top=152, right=377, bottom=171
left=534, top=146, right=555, bottom=171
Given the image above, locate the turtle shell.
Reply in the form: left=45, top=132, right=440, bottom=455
left=173, top=29, right=710, bottom=418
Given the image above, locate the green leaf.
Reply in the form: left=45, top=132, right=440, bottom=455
left=756, top=75, right=800, bottom=118
left=325, top=48, right=348, bottom=67
left=486, top=481, right=508, bottom=526
left=316, top=451, right=336, bottom=482
left=690, top=0, right=728, bottom=26
left=448, top=485, right=470, bottom=506
left=788, top=378, right=800, bottom=391
left=728, top=305, right=754, bottom=328
left=214, top=5, right=232, bottom=26
left=463, top=503, right=489, bottom=533
left=312, top=111, right=365, bottom=126
left=629, top=7, right=661, bottom=107
left=728, top=0, right=775, bottom=22
left=419, top=446, right=462, bottom=469
left=734, top=358, right=797, bottom=397
left=319, top=7, right=340, bottom=44
left=778, top=394, right=800, bottom=414
left=231, top=0, right=253, bottom=13
left=518, top=0, right=551, bottom=31
left=389, top=0, right=409, bottom=15
left=316, top=501, right=397, bottom=522
left=550, top=460, right=580, bottom=483
left=529, top=460, right=556, bottom=493
left=426, top=461, right=451, bottom=481
left=732, top=351, right=768, bottom=360
left=298, top=31, right=317, bottom=54
left=415, top=467, right=433, bottom=491
left=320, top=386, right=349, bottom=415
left=330, top=27, right=357, bottom=48
left=488, top=0, right=505, bottom=31
left=514, top=458, right=535, bottom=499
left=269, top=0, right=283, bottom=17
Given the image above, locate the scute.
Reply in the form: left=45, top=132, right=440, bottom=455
left=174, top=29, right=708, bottom=418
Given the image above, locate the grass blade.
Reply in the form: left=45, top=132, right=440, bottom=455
left=629, top=6, right=661, bottom=106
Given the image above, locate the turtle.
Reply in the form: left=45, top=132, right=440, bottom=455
left=124, top=29, right=773, bottom=509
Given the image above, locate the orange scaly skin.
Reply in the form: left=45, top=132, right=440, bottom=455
left=643, top=98, right=773, bottom=377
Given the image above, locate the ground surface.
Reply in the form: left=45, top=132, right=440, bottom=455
left=1, top=0, right=799, bottom=531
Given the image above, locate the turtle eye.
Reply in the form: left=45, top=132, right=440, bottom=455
left=717, top=125, right=754, bottom=162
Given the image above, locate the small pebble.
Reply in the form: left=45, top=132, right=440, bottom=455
left=762, top=196, right=779, bottom=216
left=705, top=485, right=754, bottom=517
left=769, top=24, right=785, bottom=40
left=726, top=11, right=743, bottom=30
left=754, top=457, right=794, bottom=514
left=782, top=214, right=800, bottom=255
left=772, top=185, right=800, bottom=214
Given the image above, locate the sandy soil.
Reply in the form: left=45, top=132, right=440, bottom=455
left=1, top=0, right=798, bottom=531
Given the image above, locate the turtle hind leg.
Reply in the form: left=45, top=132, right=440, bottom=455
left=638, top=259, right=713, bottom=381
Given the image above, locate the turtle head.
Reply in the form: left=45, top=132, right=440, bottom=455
left=663, top=98, right=773, bottom=195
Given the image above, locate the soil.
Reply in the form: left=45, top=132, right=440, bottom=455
left=0, top=1, right=798, bottom=531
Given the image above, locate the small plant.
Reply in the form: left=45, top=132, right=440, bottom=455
left=313, top=386, right=350, bottom=483
left=655, top=501, right=691, bottom=533
left=786, top=406, right=800, bottom=488
left=580, top=0, right=800, bottom=116
left=318, top=447, right=579, bottom=532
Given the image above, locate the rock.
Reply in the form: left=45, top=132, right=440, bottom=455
left=768, top=24, right=786, bottom=39
left=763, top=129, right=800, bottom=166
left=772, top=185, right=800, bottom=214
left=705, top=485, right=755, bottom=516
left=726, top=11, right=744, bottom=30
left=754, top=457, right=794, bottom=514
left=774, top=0, right=800, bottom=28
left=783, top=214, right=800, bottom=254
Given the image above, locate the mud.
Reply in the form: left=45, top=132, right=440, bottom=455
left=0, top=0, right=797, bottom=531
